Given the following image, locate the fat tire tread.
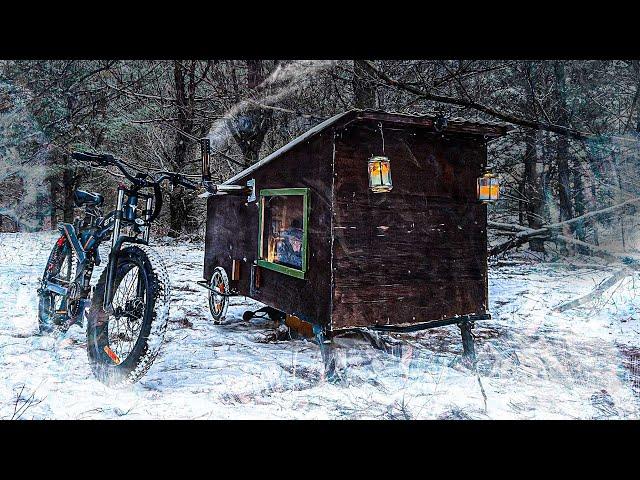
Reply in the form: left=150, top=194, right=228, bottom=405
left=87, top=245, right=170, bottom=387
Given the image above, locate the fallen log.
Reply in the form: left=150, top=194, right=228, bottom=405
left=553, top=267, right=633, bottom=312
left=554, top=234, right=640, bottom=265
left=487, top=221, right=532, bottom=233
left=488, top=197, right=640, bottom=259
left=488, top=222, right=545, bottom=256
left=489, top=222, right=640, bottom=266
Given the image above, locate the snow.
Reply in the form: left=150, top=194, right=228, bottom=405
left=1, top=232, right=639, bottom=419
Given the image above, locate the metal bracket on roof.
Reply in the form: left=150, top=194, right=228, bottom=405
left=199, top=182, right=252, bottom=198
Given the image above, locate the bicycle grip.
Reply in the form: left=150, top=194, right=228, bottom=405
left=72, top=151, right=112, bottom=165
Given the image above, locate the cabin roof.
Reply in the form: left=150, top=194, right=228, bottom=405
left=224, top=109, right=510, bottom=185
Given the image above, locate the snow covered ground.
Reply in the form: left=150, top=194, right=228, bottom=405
left=1, top=231, right=639, bottom=419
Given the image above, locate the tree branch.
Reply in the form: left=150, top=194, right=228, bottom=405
left=363, top=60, right=631, bottom=142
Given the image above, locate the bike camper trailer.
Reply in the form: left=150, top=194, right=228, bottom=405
left=202, top=109, right=508, bottom=354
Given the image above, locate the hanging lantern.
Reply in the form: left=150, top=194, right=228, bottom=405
left=368, top=123, right=392, bottom=194
left=368, top=156, right=393, bottom=193
left=477, top=172, right=500, bottom=203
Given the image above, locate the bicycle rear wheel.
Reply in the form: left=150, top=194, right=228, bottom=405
left=38, top=236, right=76, bottom=334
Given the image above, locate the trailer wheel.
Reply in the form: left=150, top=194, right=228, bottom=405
left=208, top=267, right=229, bottom=324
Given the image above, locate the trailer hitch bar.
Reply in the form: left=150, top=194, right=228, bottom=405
left=195, top=280, right=236, bottom=297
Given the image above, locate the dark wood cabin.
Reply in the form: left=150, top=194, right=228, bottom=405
left=204, top=110, right=508, bottom=335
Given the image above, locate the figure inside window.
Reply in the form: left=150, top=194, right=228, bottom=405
left=276, top=218, right=303, bottom=269
left=263, top=195, right=305, bottom=270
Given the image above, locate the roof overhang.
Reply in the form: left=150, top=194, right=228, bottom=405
left=224, top=109, right=511, bottom=185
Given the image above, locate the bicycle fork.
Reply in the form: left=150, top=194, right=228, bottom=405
left=103, top=188, right=152, bottom=309
left=104, top=187, right=125, bottom=311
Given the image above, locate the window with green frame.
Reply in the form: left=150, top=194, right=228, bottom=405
left=257, top=188, right=310, bottom=279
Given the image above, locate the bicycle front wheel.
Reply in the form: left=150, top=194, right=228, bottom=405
left=86, top=245, right=170, bottom=387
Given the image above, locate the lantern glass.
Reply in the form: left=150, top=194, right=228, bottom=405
left=477, top=173, right=500, bottom=203
left=368, top=156, right=393, bottom=193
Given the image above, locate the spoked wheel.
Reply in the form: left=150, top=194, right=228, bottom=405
left=208, top=267, right=229, bottom=324
left=38, top=236, right=76, bottom=334
left=87, top=245, right=170, bottom=387
left=106, top=263, right=147, bottom=363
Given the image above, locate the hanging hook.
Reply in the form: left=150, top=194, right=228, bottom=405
left=378, top=122, right=385, bottom=154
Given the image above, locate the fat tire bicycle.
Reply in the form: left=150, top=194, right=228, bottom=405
left=37, top=151, right=199, bottom=387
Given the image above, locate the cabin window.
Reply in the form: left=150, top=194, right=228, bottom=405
left=257, top=188, right=309, bottom=279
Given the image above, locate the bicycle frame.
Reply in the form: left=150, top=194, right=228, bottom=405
left=42, top=184, right=155, bottom=326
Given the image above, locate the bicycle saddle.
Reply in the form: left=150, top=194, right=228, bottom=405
left=74, top=189, right=104, bottom=207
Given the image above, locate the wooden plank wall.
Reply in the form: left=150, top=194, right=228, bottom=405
left=204, top=131, right=335, bottom=326
left=331, top=120, right=489, bottom=330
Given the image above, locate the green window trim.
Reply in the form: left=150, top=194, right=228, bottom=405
left=257, top=188, right=310, bottom=280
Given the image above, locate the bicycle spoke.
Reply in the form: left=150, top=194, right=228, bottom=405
left=106, top=262, right=146, bottom=362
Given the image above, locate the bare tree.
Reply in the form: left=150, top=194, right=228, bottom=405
left=353, top=60, right=377, bottom=109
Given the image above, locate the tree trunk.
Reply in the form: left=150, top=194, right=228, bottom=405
left=523, top=128, right=545, bottom=252
left=614, top=153, right=627, bottom=251
left=557, top=142, right=573, bottom=224
left=168, top=187, right=188, bottom=235
left=552, top=61, right=574, bottom=255
left=553, top=61, right=574, bottom=224
left=583, top=146, right=600, bottom=246
left=521, top=63, right=545, bottom=252
left=168, top=60, right=198, bottom=237
left=353, top=60, right=377, bottom=109
left=518, top=175, right=525, bottom=226
left=62, top=155, right=77, bottom=224
left=572, top=159, right=587, bottom=232
left=48, top=167, right=57, bottom=229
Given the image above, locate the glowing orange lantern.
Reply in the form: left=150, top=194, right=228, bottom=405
left=477, top=172, right=500, bottom=203
left=368, top=156, right=393, bottom=193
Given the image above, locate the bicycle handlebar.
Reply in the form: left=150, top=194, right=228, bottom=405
left=72, top=150, right=200, bottom=223
left=72, top=151, right=199, bottom=190
left=154, top=171, right=200, bottom=190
